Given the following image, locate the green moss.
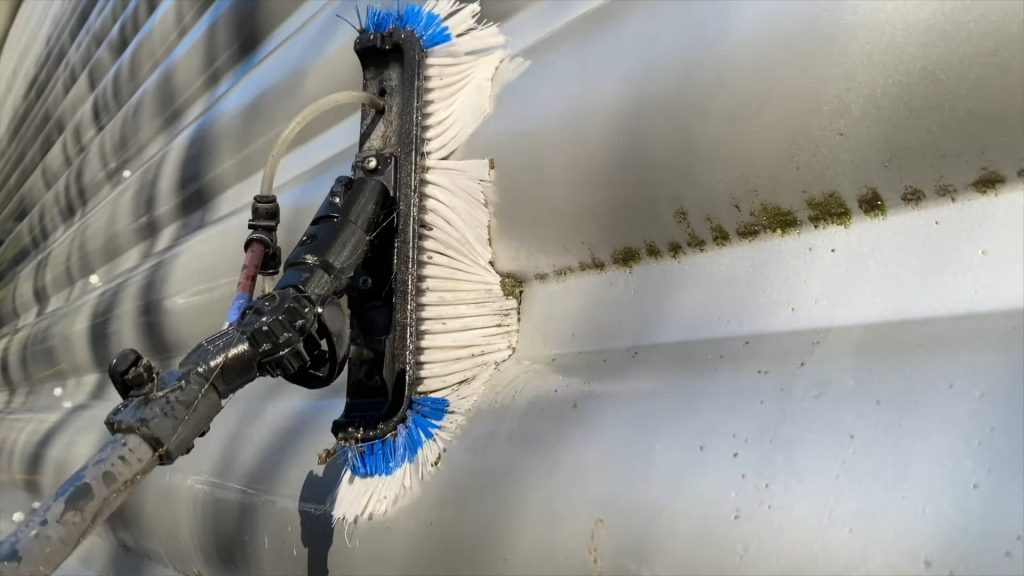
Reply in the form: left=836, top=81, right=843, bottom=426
left=673, top=207, right=707, bottom=251
left=900, top=185, right=926, bottom=207
left=736, top=222, right=763, bottom=241
left=577, top=254, right=607, bottom=272
left=934, top=181, right=957, bottom=202
left=552, top=265, right=576, bottom=278
left=969, top=168, right=1006, bottom=194
left=673, top=208, right=690, bottom=227
left=686, top=232, right=706, bottom=252
left=611, top=246, right=643, bottom=270
left=857, top=187, right=887, bottom=218
left=759, top=203, right=802, bottom=234
left=707, top=217, right=731, bottom=247
left=737, top=202, right=802, bottom=240
left=643, top=240, right=663, bottom=260
left=499, top=274, right=524, bottom=305
left=533, top=272, right=550, bottom=282
left=805, top=191, right=852, bottom=228
left=667, top=240, right=685, bottom=259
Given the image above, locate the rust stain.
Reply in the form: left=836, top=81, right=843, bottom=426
left=588, top=516, right=605, bottom=574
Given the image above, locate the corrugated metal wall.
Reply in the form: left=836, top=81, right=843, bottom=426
left=0, top=1, right=1021, bottom=575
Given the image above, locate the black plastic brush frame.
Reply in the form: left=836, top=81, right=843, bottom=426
left=330, top=29, right=425, bottom=443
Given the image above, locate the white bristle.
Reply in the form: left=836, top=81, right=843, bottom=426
left=417, top=289, right=503, bottom=304
left=332, top=1, right=525, bottom=527
left=418, top=314, right=517, bottom=333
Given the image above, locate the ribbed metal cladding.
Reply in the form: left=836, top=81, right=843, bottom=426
left=0, top=2, right=1021, bottom=575
left=0, top=0, right=321, bottom=401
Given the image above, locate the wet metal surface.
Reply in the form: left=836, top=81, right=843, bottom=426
left=0, top=1, right=1021, bottom=574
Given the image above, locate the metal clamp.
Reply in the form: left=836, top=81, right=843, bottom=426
left=245, top=194, right=282, bottom=276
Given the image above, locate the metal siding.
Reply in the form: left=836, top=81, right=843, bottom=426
left=0, top=1, right=1021, bottom=574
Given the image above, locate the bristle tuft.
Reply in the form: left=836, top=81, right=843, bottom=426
left=363, top=3, right=453, bottom=49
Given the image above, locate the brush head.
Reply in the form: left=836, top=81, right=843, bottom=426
left=330, top=0, right=527, bottom=526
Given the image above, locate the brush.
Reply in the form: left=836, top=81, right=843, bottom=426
left=328, top=0, right=527, bottom=525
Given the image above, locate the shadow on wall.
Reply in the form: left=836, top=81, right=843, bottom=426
left=299, top=456, right=345, bottom=576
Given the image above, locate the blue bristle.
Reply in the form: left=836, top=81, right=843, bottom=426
left=361, top=3, right=453, bottom=50
left=343, top=394, right=452, bottom=477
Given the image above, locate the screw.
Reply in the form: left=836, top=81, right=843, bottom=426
left=362, top=156, right=379, bottom=171
left=358, top=275, right=373, bottom=290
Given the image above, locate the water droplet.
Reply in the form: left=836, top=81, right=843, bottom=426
left=980, top=249, right=988, bottom=256
left=61, top=401, right=72, bottom=409
left=52, top=387, right=63, bottom=398
left=698, top=445, right=705, bottom=452
left=732, top=452, right=739, bottom=458
left=88, top=274, right=101, bottom=286
left=11, top=511, right=24, bottom=522
left=31, top=501, right=40, bottom=509
left=971, top=482, right=979, bottom=490
left=121, top=169, right=132, bottom=179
